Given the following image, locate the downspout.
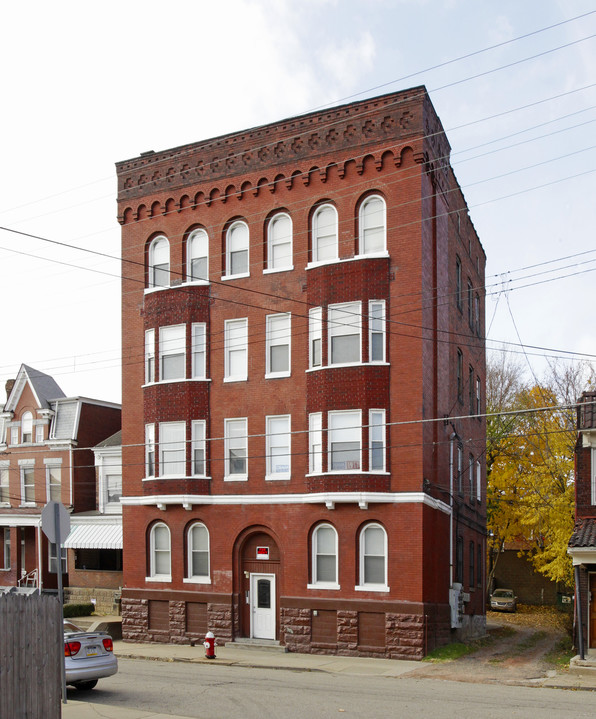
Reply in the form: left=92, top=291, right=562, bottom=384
left=449, top=433, right=456, bottom=588
left=575, top=564, right=585, bottom=660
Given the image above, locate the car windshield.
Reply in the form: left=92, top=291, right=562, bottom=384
left=493, top=590, right=514, bottom=598
left=64, top=621, right=83, bottom=634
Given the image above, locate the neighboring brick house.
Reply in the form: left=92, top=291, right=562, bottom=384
left=0, top=365, right=121, bottom=595
left=569, top=391, right=596, bottom=653
left=117, top=86, right=486, bottom=658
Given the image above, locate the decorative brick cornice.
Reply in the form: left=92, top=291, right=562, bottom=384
left=116, top=86, right=446, bottom=207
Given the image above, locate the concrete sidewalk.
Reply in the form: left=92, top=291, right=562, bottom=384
left=61, top=632, right=596, bottom=718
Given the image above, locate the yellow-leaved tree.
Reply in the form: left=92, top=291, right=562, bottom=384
left=487, top=355, right=594, bottom=594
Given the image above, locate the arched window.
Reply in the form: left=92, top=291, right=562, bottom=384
left=149, top=522, right=171, bottom=579
left=312, top=204, right=338, bottom=263
left=148, top=236, right=170, bottom=288
left=359, top=523, right=388, bottom=589
left=187, top=229, right=209, bottom=283
left=311, top=523, right=338, bottom=587
left=225, top=221, right=249, bottom=277
left=187, top=522, right=210, bottom=582
left=267, top=213, right=292, bottom=271
left=359, top=195, right=386, bottom=255
left=21, top=412, right=33, bottom=444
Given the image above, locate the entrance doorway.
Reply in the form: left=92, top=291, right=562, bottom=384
left=250, top=574, right=276, bottom=640
left=238, top=530, right=280, bottom=640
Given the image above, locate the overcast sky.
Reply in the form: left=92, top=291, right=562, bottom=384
left=1, top=0, right=595, bottom=404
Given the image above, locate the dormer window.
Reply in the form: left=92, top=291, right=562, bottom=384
left=22, top=412, right=33, bottom=443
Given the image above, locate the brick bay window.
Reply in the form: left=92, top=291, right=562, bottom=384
left=145, top=424, right=155, bottom=478
left=328, top=410, right=361, bottom=472
left=191, top=420, right=206, bottom=477
left=159, top=422, right=186, bottom=477
left=328, top=302, right=361, bottom=365
left=145, top=329, right=155, bottom=383
left=159, top=325, right=186, bottom=382
left=191, top=323, right=207, bottom=380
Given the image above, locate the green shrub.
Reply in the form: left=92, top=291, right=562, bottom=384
left=63, top=603, right=94, bottom=618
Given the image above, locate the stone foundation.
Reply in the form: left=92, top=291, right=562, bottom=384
left=64, top=587, right=121, bottom=615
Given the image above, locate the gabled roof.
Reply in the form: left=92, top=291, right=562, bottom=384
left=4, top=364, right=66, bottom=412
left=95, top=430, right=122, bottom=448
left=569, top=518, right=596, bottom=548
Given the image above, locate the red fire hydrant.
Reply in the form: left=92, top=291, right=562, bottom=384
left=204, top=631, right=216, bottom=659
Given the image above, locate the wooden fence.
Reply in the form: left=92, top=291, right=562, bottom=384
left=0, top=592, right=61, bottom=718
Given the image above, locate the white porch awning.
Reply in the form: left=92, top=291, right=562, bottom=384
left=64, top=522, right=122, bottom=550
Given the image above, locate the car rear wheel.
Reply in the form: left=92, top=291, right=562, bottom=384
left=73, top=679, right=98, bottom=691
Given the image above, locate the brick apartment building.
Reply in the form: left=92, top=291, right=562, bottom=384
left=0, top=365, right=121, bottom=594
left=116, top=86, right=486, bottom=658
left=569, top=392, right=596, bottom=653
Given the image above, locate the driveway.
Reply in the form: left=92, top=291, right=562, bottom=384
left=404, top=607, right=571, bottom=685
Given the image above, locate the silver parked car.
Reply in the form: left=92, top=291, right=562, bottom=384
left=490, top=588, right=517, bottom=612
left=64, top=620, right=118, bottom=690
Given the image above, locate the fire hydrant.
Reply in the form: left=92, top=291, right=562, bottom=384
left=204, top=631, right=217, bottom=659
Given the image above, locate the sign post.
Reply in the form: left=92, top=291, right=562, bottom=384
left=41, top=501, right=71, bottom=704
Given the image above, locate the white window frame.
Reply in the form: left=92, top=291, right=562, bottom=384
left=469, top=453, right=475, bottom=501
left=191, top=323, right=207, bottom=380
left=35, top=423, right=44, bottom=443
left=185, top=522, right=210, bottom=583
left=309, top=307, right=322, bottom=369
left=148, top=235, right=170, bottom=289
left=191, top=420, right=207, bottom=477
left=159, top=325, right=186, bottom=382
left=104, top=472, right=122, bottom=509
left=187, top=228, right=209, bottom=284
left=266, top=415, right=291, bottom=481
left=308, top=523, right=339, bottom=589
left=224, top=318, right=248, bottom=382
left=225, top=221, right=249, bottom=279
left=328, top=302, right=361, bottom=366
left=224, top=418, right=248, bottom=481
left=266, top=212, right=293, bottom=272
left=328, top=410, right=362, bottom=473
left=10, top=426, right=18, bottom=445
left=148, top=522, right=171, bottom=581
left=369, top=410, right=386, bottom=472
left=477, top=460, right=482, bottom=504
left=2, top=527, right=10, bottom=569
left=266, top=313, right=291, bottom=378
left=21, top=412, right=33, bottom=444
left=368, top=300, right=386, bottom=363
left=145, top=424, right=155, bottom=478
left=145, top=329, right=155, bottom=384
left=311, top=204, right=338, bottom=264
left=359, top=195, right=387, bottom=255
left=159, top=421, right=186, bottom=477
left=20, top=463, right=35, bottom=506
left=457, top=443, right=463, bottom=494
left=0, top=464, right=9, bottom=506
left=357, top=523, right=389, bottom=591
left=309, top=413, right=322, bottom=474
left=46, top=464, right=61, bottom=503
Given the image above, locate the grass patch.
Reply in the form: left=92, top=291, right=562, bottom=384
left=423, top=642, right=477, bottom=663
left=544, top=636, right=574, bottom=668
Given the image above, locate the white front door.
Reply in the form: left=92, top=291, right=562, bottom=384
left=250, top=573, right=275, bottom=640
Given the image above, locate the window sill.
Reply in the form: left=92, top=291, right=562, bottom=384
left=19, top=503, right=37, bottom=508
left=144, top=286, right=170, bottom=295
left=223, top=377, right=247, bottom=383
left=263, top=265, right=294, bottom=275
left=264, top=372, right=291, bottom=380
left=306, top=362, right=389, bottom=373
left=224, top=476, right=248, bottom=482
left=355, top=585, right=390, bottom=593
left=306, top=258, right=340, bottom=270
left=305, top=471, right=390, bottom=477
left=353, top=251, right=389, bottom=260
left=265, top=475, right=291, bottom=482
left=143, top=379, right=211, bottom=388
left=221, top=272, right=250, bottom=282
left=307, top=583, right=341, bottom=591
left=145, top=576, right=172, bottom=583
left=183, top=280, right=209, bottom=286
left=183, top=577, right=212, bottom=585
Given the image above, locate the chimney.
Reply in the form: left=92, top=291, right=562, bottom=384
left=5, top=379, right=15, bottom=401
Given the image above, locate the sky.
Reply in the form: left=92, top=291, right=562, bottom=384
left=1, top=0, right=595, bottom=404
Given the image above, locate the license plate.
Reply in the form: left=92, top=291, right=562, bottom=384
left=86, top=646, right=98, bottom=657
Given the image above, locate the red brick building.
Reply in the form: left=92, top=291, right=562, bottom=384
left=117, top=86, right=486, bottom=658
left=0, top=365, right=121, bottom=593
left=569, top=392, right=596, bottom=653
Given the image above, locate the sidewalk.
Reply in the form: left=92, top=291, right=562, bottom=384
left=61, top=633, right=596, bottom=719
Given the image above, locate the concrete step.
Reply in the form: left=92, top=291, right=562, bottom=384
left=226, top=638, right=287, bottom=653
left=569, top=655, right=596, bottom=676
